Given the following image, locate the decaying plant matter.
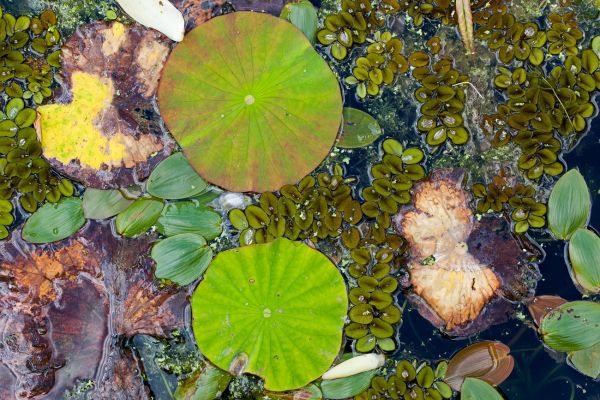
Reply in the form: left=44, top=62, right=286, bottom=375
left=394, top=169, right=540, bottom=336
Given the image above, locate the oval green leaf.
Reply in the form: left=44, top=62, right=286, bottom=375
left=156, top=202, right=222, bottom=240
left=460, top=378, right=503, bottom=400
left=192, top=238, right=348, bottom=391
left=548, top=169, right=591, bottom=240
left=115, top=198, right=164, bottom=237
left=174, top=363, right=232, bottom=400
left=152, top=233, right=213, bottom=286
left=147, top=152, right=208, bottom=199
left=568, top=341, right=600, bottom=379
left=83, top=188, right=133, bottom=220
left=337, top=108, right=382, bottom=149
left=540, top=301, right=600, bottom=352
left=320, top=356, right=377, bottom=399
left=568, top=228, right=600, bottom=294
left=280, top=0, right=319, bottom=43
left=22, top=198, right=85, bottom=243
left=158, top=12, right=342, bottom=192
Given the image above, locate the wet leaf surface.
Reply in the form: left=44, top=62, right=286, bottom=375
left=0, top=222, right=187, bottom=399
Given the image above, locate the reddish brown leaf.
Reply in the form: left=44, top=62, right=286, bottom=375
left=445, top=341, right=514, bottom=391
left=527, top=295, right=568, bottom=327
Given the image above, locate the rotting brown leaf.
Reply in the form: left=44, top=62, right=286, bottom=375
left=394, top=169, right=541, bottom=336
left=0, top=222, right=186, bottom=399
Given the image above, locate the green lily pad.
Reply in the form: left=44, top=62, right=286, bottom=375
left=22, top=198, right=86, bottom=243
left=568, top=228, right=600, bottom=294
left=191, top=238, right=347, bottom=391
left=152, top=233, right=213, bottom=286
left=460, top=378, right=503, bottom=400
left=548, top=169, right=591, bottom=240
left=147, top=152, right=208, bottom=200
left=540, top=301, right=600, bottom=352
left=156, top=202, right=222, bottom=240
left=158, top=12, right=342, bottom=192
left=337, top=108, right=382, bottom=149
left=83, top=188, right=133, bottom=220
left=568, top=341, right=600, bottom=379
left=115, top=198, right=164, bottom=237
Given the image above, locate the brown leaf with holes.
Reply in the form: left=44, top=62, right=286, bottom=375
left=394, top=169, right=541, bottom=336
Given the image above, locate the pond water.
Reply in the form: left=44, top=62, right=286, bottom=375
left=0, top=0, right=599, bottom=399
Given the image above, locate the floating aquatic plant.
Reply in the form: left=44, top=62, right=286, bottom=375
left=191, top=238, right=348, bottom=391
left=158, top=12, right=342, bottom=192
left=548, top=169, right=591, bottom=240
left=355, top=359, right=453, bottom=400
left=338, top=107, right=383, bottom=148
left=394, top=169, right=540, bottom=336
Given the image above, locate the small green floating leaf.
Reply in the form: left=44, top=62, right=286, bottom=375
left=568, top=228, right=600, bottom=294
left=22, top=198, right=85, bottom=243
left=540, top=301, right=600, bottom=352
left=174, top=364, right=232, bottom=400
left=156, top=202, right=222, bottom=240
left=568, top=341, right=600, bottom=379
left=83, top=188, right=133, bottom=220
left=460, top=378, right=503, bottom=400
left=337, top=108, right=382, bottom=149
left=116, top=198, right=164, bottom=237
left=548, top=169, right=591, bottom=240
left=147, top=152, right=208, bottom=200
left=192, top=238, right=348, bottom=391
left=152, top=233, right=213, bottom=286
left=320, top=355, right=378, bottom=399
left=280, top=0, right=319, bottom=44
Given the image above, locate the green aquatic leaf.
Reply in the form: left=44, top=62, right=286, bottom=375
left=568, top=341, right=600, bottom=379
left=115, top=198, right=164, bottom=237
left=147, top=152, right=208, bottom=200
left=158, top=12, right=342, bottom=192
left=191, top=238, right=347, bottom=391
left=152, top=233, right=213, bottom=286
left=540, top=301, right=600, bottom=352
left=280, top=0, right=319, bottom=43
left=156, top=202, right=222, bottom=240
left=460, top=378, right=502, bottom=400
left=174, top=363, right=232, bottom=400
left=82, top=188, right=133, bottom=220
left=337, top=108, right=382, bottom=149
left=548, top=169, right=591, bottom=240
left=320, top=354, right=378, bottom=399
left=22, top=198, right=85, bottom=243
left=568, top=228, right=600, bottom=294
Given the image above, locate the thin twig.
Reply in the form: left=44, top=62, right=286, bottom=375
left=453, top=81, right=484, bottom=99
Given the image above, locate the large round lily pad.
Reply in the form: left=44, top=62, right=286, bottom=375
left=191, top=238, right=347, bottom=391
left=158, top=12, right=343, bottom=192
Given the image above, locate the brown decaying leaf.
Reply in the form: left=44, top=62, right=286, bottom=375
left=394, top=169, right=540, bottom=336
left=37, top=21, right=175, bottom=189
left=527, top=295, right=568, bottom=327
left=444, top=340, right=514, bottom=391
left=0, top=222, right=186, bottom=399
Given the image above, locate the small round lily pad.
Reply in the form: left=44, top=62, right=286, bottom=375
left=158, top=12, right=343, bottom=192
left=191, top=238, right=347, bottom=391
